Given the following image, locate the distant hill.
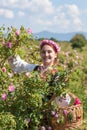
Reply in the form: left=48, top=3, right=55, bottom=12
left=34, top=31, right=87, bottom=41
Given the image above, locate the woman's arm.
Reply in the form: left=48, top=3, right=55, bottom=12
left=8, top=55, right=37, bottom=73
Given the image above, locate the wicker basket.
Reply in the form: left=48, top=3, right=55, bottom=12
left=52, top=93, right=83, bottom=130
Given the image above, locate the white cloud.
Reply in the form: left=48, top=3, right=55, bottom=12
left=82, top=9, right=87, bottom=14
left=38, top=13, right=69, bottom=26
left=73, top=17, right=83, bottom=31
left=53, top=14, right=70, bottom=28
left=20, top=0, right=54, bottom=15
left=0, top=8, right=14, bottom=19
left=17, top=11, right=25, bottom=17
left=66, top=4, right=80, bottom=16
left=0, top=0, right=54, bottom=14
left=0, top=1, right=84, bottom=32
left=42, top=4, right=82, bottom=32
left=38, top=19, right=52, bottom=25
left=0, top=0, right=19, bottom=6
left=66, top=4, right=83, bottom=31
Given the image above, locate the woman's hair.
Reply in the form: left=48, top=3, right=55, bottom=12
left=40, top=39, right=60, bottom=53
left=40, top=39, right=60, bottom=65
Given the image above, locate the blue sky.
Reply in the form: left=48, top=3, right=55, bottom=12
left=0, top=0, right=87, bottom=33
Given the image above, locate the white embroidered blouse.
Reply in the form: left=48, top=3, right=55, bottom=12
left=8, top=55, right=37, bottom=73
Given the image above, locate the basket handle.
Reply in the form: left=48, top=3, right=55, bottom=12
left=68, top=92, right=77, bottom=99
left=49, top=92, right=78, bottom=104
left=49, top=93, right=56, bottom=104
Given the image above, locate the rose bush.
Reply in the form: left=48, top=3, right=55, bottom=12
left=0, top=65, right=70, bottom=130
left=0, top=25, right=33, bottom=67
left=0, top=26, right=85, bottom=130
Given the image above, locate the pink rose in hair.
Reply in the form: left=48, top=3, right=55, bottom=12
left=40, top=40, right=60, bottom=53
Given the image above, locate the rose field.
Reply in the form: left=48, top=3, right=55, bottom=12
left=0, top=26, right=87, bottom=130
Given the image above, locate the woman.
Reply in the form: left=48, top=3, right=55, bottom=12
left=8, top=39, right=60, bottom=73
left=8, top=39, right=71, bottom=107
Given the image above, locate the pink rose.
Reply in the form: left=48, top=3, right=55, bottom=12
left=26, top=118, right=30, bottom=123
left=55, top=113, right=59, bottom=118
left=1, top=93, right=7, bottom=100
left=2, top=67, right=6, bottom=73
left=48, top=126, right=52, bottom=130
left=41, top=126, right=46, bottom=130
left=74, top=98, right=81, bottom=105
left=27, top=28, right=32, bottom=34
left=8, top=85, right=15, bottom=92
left=51, top=111, right=56, bottom=116
left=6, top=42, right=12, bottom=48
left=76, top=55, right=79, bottom=59
left=63, top=110, right=68, bottom=116
left=15, top=30, right=19, bottom=36
left=2, top=41, right=5, bottom=44
left=25, top=72, right=30, bottom=77
left=8, top=72, right=14, bottom=78
left=2, top=39, right=5, bottom=45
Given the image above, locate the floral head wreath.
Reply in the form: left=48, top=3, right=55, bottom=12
left=40, top=39, right=60, bottom=53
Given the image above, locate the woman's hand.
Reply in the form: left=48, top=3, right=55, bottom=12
left=8, top=56, right=15, bottom=64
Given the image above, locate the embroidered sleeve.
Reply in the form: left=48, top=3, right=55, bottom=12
left=8, top=55, right=37, bottom=73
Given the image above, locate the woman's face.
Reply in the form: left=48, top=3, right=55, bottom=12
left=40, top=45, right=57, bottom=67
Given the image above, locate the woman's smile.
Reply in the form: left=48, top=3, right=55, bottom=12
left=40, top=45, right=57, bottom=67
